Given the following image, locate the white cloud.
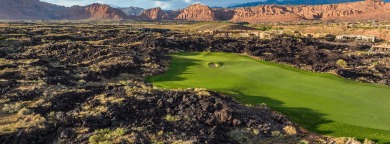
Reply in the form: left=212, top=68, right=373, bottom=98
left=183, top=0, right=192, bottom=3
left=154, top=1, right=171, bottom=9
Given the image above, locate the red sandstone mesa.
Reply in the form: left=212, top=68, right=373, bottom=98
left=0, top=0, right=389, bottom=22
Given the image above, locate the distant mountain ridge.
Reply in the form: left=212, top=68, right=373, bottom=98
left=228, top=0, right=361, bottom=8
left=0, top=0, right=128, bottom=20
left=1, top=0, right=390, bottom=23
left=138, top=0, right=390, bottom=22
left=229, top=0, right=390, bottom=8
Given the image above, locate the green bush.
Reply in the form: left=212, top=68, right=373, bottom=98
left=336, top=59, right=348, bottom=68
left=88, top=128, right=127, bottom=144
left=164, top=115, right=180, bottom=122
left=257, top=26, right=272, bottom=31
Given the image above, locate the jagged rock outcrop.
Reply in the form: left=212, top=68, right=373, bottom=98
left=119, top=6, right=144, bottom=16
left=82, top=3, right=128, bottom=20
left=229, top=0, right=361, bottom=8
left=0, top=0, right=65, bottom=20
left=230, top=0, right=388, bottom=22
left=175, top=4, right=216, bottom=21
left=136, top=0, right=389, bottom=22
left=0, top=0, right=389, bottom=22
left=0, top=0, right=128, bottom=20
left=161, top=10, right=181, bottom=20
left=139, top=7, right=165, bottom=20
left=213, top=9, right=235, bottom=20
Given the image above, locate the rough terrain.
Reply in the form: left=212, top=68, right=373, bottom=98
left=1, top=0, right=390, bottom=22
left=0, top=24, right=386, bottom=143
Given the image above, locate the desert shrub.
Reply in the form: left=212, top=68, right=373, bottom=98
left=333, top=137, right=368, bottom=144
left=283, top=126, right=297, bottom=136
left=271, top=131, right=285, bottom=139
left=257, top=26, right=272, bottom=31
left=18, top=114, right=47, bottom=129
left=2, top=103, right=24, bottom=113
left=364, top=138, right=375, bottom=144
left=88, top=128, right=127, bottom=144
left=336, top=59, right=348, bottom=68
left=256, top=103, right=270, bottom=109
left=228, top=129, right=259, bottom=144
left=298, top=140, right=309, bottom=144
left=164, top=115, right=180, bottom=122
left=194, top=88, right=211, bottom=96
left=17, top=107, right=33, bottom=116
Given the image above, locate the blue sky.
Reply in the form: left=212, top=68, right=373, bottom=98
left=41, top=0, right=267, bottom=9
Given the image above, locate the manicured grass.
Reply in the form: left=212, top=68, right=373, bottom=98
left=148, top=52, right=390, bottom=143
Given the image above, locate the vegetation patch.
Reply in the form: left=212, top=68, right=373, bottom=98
left=149, top=52, right=390, bottom=143
left=88, top=128, right=128, bottom=144
left=164, top=115, right=180, bottom=122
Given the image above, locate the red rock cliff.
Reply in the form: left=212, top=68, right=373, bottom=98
left=175, top=4, right=216, bottom=21
left=83, top=3, right=128, bottom=20
left=140, top=7, right=165, bottom=20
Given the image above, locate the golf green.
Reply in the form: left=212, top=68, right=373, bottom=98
left=148, top=52, right=390, bottom=143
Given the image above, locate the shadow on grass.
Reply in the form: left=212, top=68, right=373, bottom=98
left=226, top=90, right=334, bottom=135
left=149, top=52, right=334, bottom=135
left=147, top=55, right=202, bottom=83
left=148, top=52, right=390, bottom=143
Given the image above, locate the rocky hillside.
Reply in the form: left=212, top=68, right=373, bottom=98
left=0, top=24, right=329, bottom=144
left=137, top=0, right=390, bottom=22
left=0, top=0, right=128, bottom=20
left=175, top=4, right=216, bottom=21
left=0, top=23, right=384, bottom=143
left=81, top=3, right=129, bottom=20
left=228, top=0, right=361, bottom=8
left=0, top=0, right=389, bottom=22
left=230, top=0, right=388, bottom=22
left=139, top=7, right=165, bottom=20
left=0, top=0, right=66, bottom=20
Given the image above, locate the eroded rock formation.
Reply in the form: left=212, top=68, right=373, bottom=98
left=0, top=0, right=389, bottom=22
left=140, top=0, right=390, bottom=22
left=0, top=0, right=128, bottom=20
left=139, top=7, right=166, bottom=20
left=175, top=4, right=216, bottom=21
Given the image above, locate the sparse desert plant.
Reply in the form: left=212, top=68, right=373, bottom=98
left=194, top=88, right=211, bottom=96
left=336, top=59, right=348, bottom=68
left=283, top=126, right=297, bottom=136
left=333, top=137, right=364, bottom=144
left=2, top=102, right=24, bottom=113
left=271, top=131, right=285, bottom=139
left=229, top=129, right=259, bottom=144
left=256, top=103, right=269, bottom=109
left=88, top=128, right=127, bottom=144
left=164, top=115, right=180, bottom=122
left=298, top=140, right=309, bottom=144
left=17, top=114, right=47, bottom=129
left=172, top=140, right=194, bottom=144
left=364, top=138, right=375, bottom=144
left=17, top=107, right=32, bottom=116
